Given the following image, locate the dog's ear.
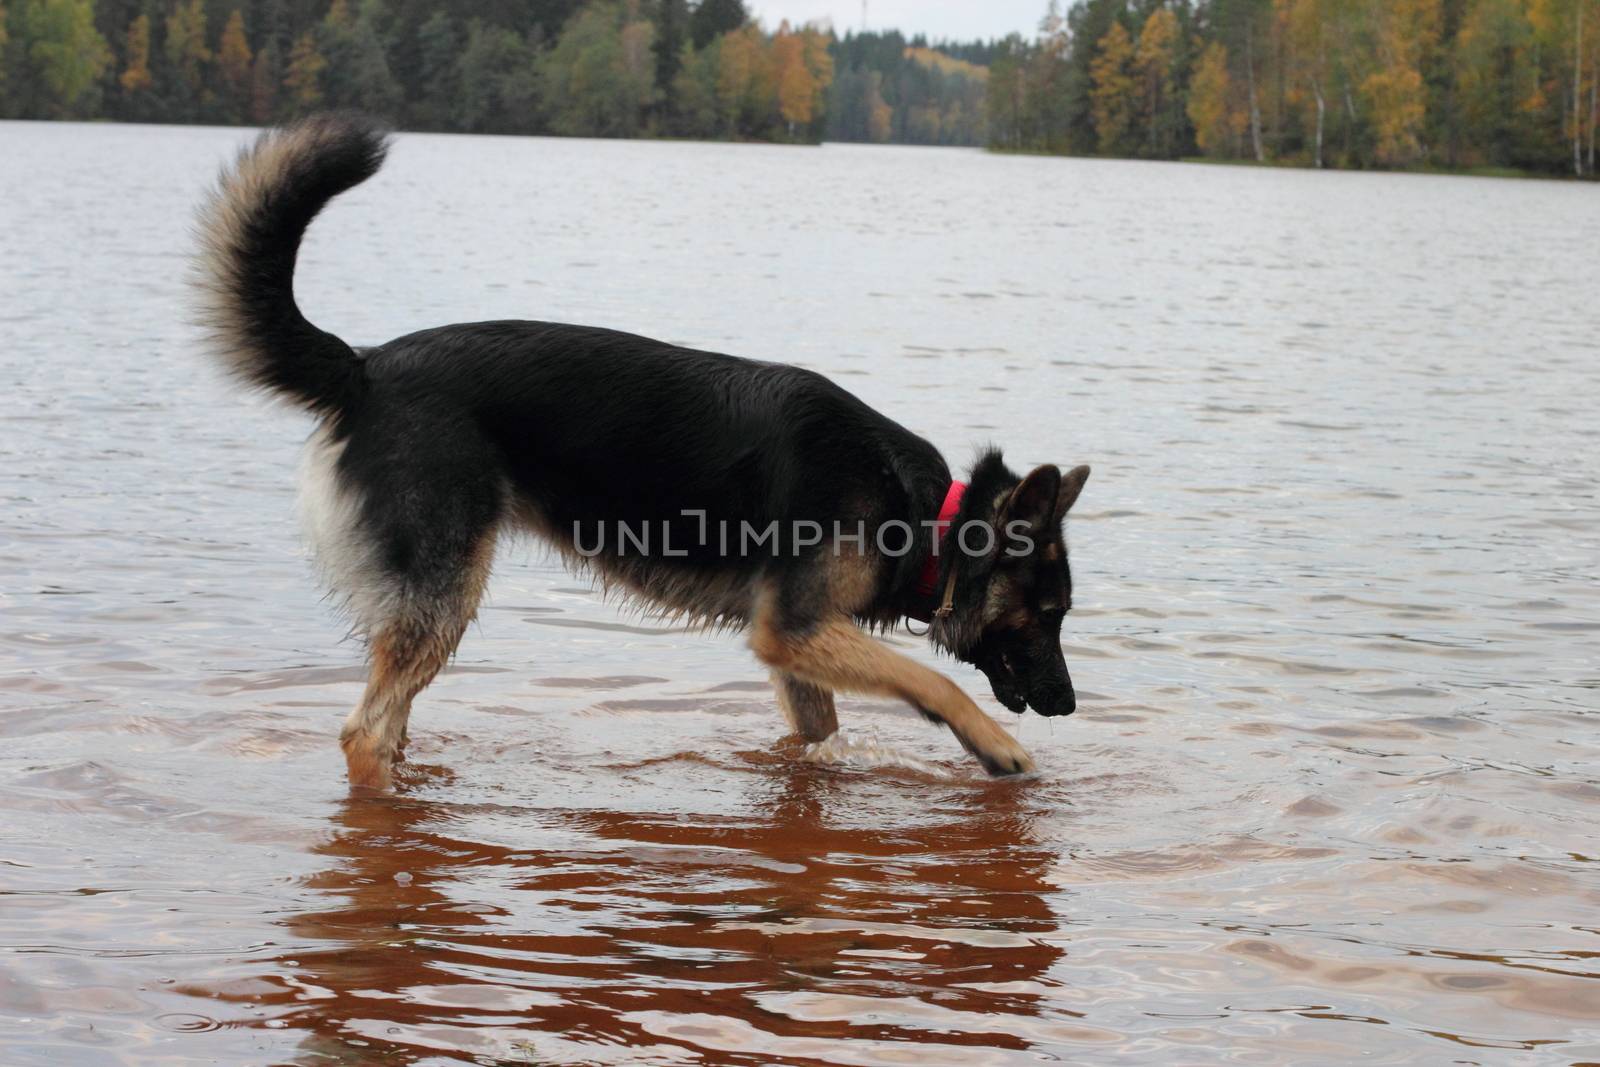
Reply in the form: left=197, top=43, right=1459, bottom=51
left=1001, top=464, right=1061, bottom=538
left=1053, top=464, right=1091, bottom=522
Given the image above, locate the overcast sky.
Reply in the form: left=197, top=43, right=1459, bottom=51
left=746, top=0, right=1044, bottom=42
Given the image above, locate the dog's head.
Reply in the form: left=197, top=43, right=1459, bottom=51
left=931, top=455, right=1090, bottom=718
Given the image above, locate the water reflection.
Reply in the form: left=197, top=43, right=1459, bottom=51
left=238, top=762, right=1064, bottom=1063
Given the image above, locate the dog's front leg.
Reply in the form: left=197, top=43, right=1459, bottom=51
left=773, top=671, right=838, bottom=742
left=751, top=610, right=1035, bottom=777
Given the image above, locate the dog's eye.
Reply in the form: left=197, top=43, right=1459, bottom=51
left=1039, top=606, right=1067, bottom=623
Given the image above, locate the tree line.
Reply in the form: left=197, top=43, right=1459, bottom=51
left=3, top=0, right=1594, bottom=175
left=0, top=0, right=833, bottom=141
left=991, top=0, right=1599, bottom=176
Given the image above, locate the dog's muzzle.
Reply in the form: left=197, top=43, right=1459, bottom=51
left=974, top=636, right=1075, bottom=718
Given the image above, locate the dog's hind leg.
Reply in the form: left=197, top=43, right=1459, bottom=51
left=774, top=672, right=837, bottom=743
left=340, top=567, right=489, bottom=790
left=300, top=423, right=501, bottom=790
left=750, top=599, right=1035, bottom=777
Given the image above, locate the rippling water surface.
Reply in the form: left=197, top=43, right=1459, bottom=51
left=2, top=122, right=1598, bottom=1065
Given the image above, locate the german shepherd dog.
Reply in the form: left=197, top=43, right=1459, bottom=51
left=194, top=115, right=1090, bottom=789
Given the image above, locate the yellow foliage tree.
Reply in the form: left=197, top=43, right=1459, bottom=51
left=1136, top=6, right=1180, bottom=155
left=217, top=9, right=253, bottom=102
left=1089, top=20, right=1137, bottom=155
left=1187, top=41, right=1236, bottom=156
left=714, top=24, right=755, bottom=133
left=119, top=13, right=153, bottom=93
left=1362, top=63, right=1427, bottom=162
left=283, top=31, right=326, bottom=111
left=1353, top=0, right=1441, bottom=165
left=773, top=25, right=815, bottom=131
left=1277, top=0, right=1332, bottom=167
left=714, top=24, right=774, bottom=136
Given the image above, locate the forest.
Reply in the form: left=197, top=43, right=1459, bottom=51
left=1, top=0, right=1595, bottom=175
left=0, top=0, right=834, bottom=141
left=989, top=0, right=1598, bottom=175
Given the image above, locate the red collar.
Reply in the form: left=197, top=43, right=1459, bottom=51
left=907, top=481, right=966, bottom=622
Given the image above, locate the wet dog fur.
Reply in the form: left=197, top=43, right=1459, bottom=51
left=194, top=115, right=1091, bottom=789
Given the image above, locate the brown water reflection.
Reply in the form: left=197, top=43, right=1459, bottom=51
left=216, top=764, right=1063, bottom=1064
left=4, top=123, right=1600, bottom=1065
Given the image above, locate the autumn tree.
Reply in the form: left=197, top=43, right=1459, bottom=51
left=1278, top=0, right=1331, bottom=166
left=1188, top=40, right=1238, bottom=155
left=282, top=30, right=325, bottom=111
left=1136, top=6, right=1182, bottom=157
left=714, top=22, right=767, bottom=135
left=1361, top=0, right=1441, bottom=165
left=800, top=26, right=832, bottom=132
left=1089, top=20, right=1137, bottom=154
left=216, top=9, right=253, bottom=121
left=118, top=12, right=152, bottom=95
left=1062, top=0, right=1129, bottom=152
left=770, top=21, right=830, bottom=137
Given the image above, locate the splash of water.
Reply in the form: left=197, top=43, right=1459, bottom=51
left=801, top=730, right=956, bottom=778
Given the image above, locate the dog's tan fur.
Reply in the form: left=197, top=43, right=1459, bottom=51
left=745, top=551, right=1035, bottom=775
left=339, top=531, right=496, bottom=789
left=750, top=613, right=1035, bottom=776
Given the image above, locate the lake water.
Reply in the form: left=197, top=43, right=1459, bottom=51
left=2, top=121, right=1597, bottom=1065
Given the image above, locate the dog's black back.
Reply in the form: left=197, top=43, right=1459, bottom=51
left=320, top=317, right=953, bottom=637
left=359, top=320, right=950, bottom=609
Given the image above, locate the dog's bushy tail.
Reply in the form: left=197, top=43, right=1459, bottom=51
left=193, top=114, right=389, bottom=416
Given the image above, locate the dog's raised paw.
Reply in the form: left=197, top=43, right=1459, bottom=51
left=964, top=723, right=1036, bottom=778
left=982, top=748, right=1037, bottom=778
